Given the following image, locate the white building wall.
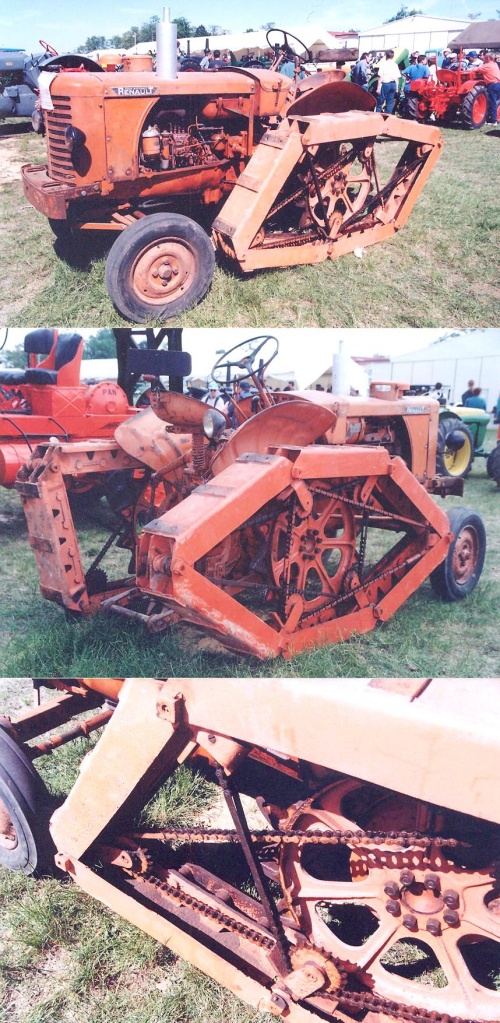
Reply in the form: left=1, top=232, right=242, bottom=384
left=390, top=354, right=500, bottom=407
left=358, top=17, right=470, bottom=54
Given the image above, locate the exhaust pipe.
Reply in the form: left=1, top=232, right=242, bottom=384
left=156, top=7, right=177, bottom=79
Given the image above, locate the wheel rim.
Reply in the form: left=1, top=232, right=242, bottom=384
left=132, top=238, right=197, bottom=306
left=452, top=525, right=479, bottom=585
left=279, top=782, right=500, bottom=1020
left=471, top=92, right=487, bottom=125
left=0, top=797, right=18, bottom=851
left=443, top=433, right=472, bottom=475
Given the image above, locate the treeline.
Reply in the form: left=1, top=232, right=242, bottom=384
left=77, top=15, right=230, bottom=53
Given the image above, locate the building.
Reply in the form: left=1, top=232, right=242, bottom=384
left=389, top=332, right=500, bottom=407
left=357, top=15, right=471, bottom=56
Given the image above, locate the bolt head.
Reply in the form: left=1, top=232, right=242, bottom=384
left=443, top=909, right=460, bottom=927
left=384, top=882, right=401, bottom=898
left=386, top=899, right=401, bottom=916
left=424, top=873, right=440, bottom=891
left=403, top=913, right=417, bottom=930
left=426, top=918, right=441, bottom=936
left=443, top=889, right=459, bottom=909
left=399, top=869, right=415, bottom=888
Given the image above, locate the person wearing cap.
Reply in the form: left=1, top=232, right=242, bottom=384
left=202, top=382, right=225, bottom=409
left=441, top=48, right=455, bottom=69
left=224, top=379, right=252, bottom=427
left=375, top=50, right=401, bottom=114
left=479, top=52, right=500, bottom=124
left=466, top=51, right=483, bottom=67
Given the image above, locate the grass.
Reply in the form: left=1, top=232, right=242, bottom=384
left=1, top=123, right=499, bottom=326
left=0, top=429, right=499, bottom=679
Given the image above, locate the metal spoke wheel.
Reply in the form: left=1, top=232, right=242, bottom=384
left=279, top=781, right=500, bottom=1021
left=302, top=143, right=374, bottom=238
left=270, top=484, right=357, bottom=625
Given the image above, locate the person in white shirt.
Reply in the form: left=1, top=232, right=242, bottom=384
left=202, top=382, right=226, bottom=410
left=376, top=49, right=401, bottom=113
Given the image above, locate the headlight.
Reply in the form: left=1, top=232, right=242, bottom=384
left=31, top=108, right=44, bottom=133
left=203, top=408, right=226, bottom=439
left=64, top=124, right=86, bottom=152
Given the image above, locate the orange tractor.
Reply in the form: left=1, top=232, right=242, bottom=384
left=21, top=22, right=443, bottom=321
left=1, top=675, right=499, bottom=1023
left=15, top=335, right=486, bottom=656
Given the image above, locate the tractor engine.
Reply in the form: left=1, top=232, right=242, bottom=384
left=140, top=121, right=232, bottom=172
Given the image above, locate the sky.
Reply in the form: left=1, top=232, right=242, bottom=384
left=2, top=1, right=497, bottom=56
left=1, top=328, right=492, bottom=390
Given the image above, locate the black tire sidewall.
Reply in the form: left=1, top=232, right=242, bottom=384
left=0, top=728, right=52, bottom=873
left=431, top=506, right=486, bottom=601
left=105, top=213, right=215, bottom=323
left=462, top=84, right=488, bottom=129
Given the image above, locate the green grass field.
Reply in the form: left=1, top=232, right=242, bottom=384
left=0, top=428, right=499, bottom=680
left=0, top=121, right=499, bottom=327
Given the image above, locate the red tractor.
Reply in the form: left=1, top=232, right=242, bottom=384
left=0, top=329, right=135, bottom=487
left=407, top=62, right=497, bottom=129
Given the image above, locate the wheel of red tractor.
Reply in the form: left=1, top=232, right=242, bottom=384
left=406, top=94, right=426, bottom=122
left=436, top=415, right=474, bottom=478
left=430, top=506, right=486, bottom=601
left=486, top=443, right=500, bottom=486
left=105, top=213, right=216, bottom=322
left=0, top=726, right=54, bottom=874
left=461, top=84, right=488, bottom=129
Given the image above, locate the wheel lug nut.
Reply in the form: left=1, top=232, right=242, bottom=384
left=384, top=882, right=400, bottom=898
left=443, top=889, right=459, bottom=909
left=399, top=869, right=414, bottom=888
left=424, top=873, right=440, bottom=891
left=443, top=909, right=460, bottom=927
left=386, top=900, right=401, bottom=916
left=403, top=913, right=417, bottom=930
left=426, top=918, right=441, bottom=936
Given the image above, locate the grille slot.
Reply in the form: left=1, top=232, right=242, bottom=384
left=47, top=97, right=76, bottom=180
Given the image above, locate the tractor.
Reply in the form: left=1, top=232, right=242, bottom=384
left=21, top=16, right=443, bottom=322
left=406, top=60, right=498, bottom=128
left=15, top=335, right=486, bottom=658
left=0, top=328, right=138, bottom=487
left=0, top=42, right=101, bottom=123
left=0, top=675, right=499, bottom=1023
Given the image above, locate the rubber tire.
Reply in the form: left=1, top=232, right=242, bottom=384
left=461, top=85, right=488, bottom=129
left=406, top=94, right=426, bottom=122
left=486, top=444, right=500, bottom=485
left=105, top=213, right=215, bottom=323
left=436, top=416, right=474, bottom=478
left=0, top=727, right=54, bottom=874
left=430, top=506, right=486, bottom=601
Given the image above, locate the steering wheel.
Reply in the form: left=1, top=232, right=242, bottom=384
left=212, top=335, right=279, bottom=386
left=39, top=40, right=59, bottom=57
left=266, top=29, right=311, bottom=66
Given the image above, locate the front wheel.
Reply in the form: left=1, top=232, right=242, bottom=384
left=461, top=84, right=488, bottom=129
left=405, top=94, right=426, bottom=122
left=0, top=727, right=54, bottom=874
left=105, top=213, right=216, bottom=322
left=430, top=506, right=486, bottom=601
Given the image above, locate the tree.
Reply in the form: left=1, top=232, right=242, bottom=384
left=173, top=16, right=193, bottom=38
left=83, top=329, right=117, bottom=360
left=208, top=24, right=222, bottom=35
left=193, top=25, right=209, bottom=37
left=384, top=6, right=423, bottom=22
left=1, top=344, right=25, bottom=369
left=260, top=22, right=276, bottom=29
left=78, top=35, right=107, bottom=52
left=467, top=11, right=482, bottom=17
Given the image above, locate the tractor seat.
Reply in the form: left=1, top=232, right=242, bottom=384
left=0, top=330, right=83, bottom=386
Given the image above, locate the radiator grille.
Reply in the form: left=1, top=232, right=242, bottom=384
left=46, top=96, right=76, bottom=181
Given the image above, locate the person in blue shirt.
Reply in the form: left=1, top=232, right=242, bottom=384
left=403, top=54, right=430, bottom=94
left=465, top=387, right=487, bottom=411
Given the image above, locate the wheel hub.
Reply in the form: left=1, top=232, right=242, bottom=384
left=0, top=797, right=18, bottom=850
left=134, top=240, right=194, bottom=303
left=452, top=527, right=477, bottom=583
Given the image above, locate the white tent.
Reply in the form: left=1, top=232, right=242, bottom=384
left=125, top=25, right=335, bottom=61
left=389, top=331, right=500, bottom=407
left=358, top=15, right=471, bottom=55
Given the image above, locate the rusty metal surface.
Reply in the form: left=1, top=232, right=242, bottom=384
left=287, top=80, right=376, bottom=117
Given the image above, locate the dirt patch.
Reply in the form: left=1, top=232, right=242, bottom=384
left=0, top=138, right=30, bottom=186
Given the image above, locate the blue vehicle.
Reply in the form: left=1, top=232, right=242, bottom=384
left=0, top=42, right=100, bottom=122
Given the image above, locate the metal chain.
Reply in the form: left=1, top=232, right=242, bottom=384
left=133, top=825, right=460, bottom=849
